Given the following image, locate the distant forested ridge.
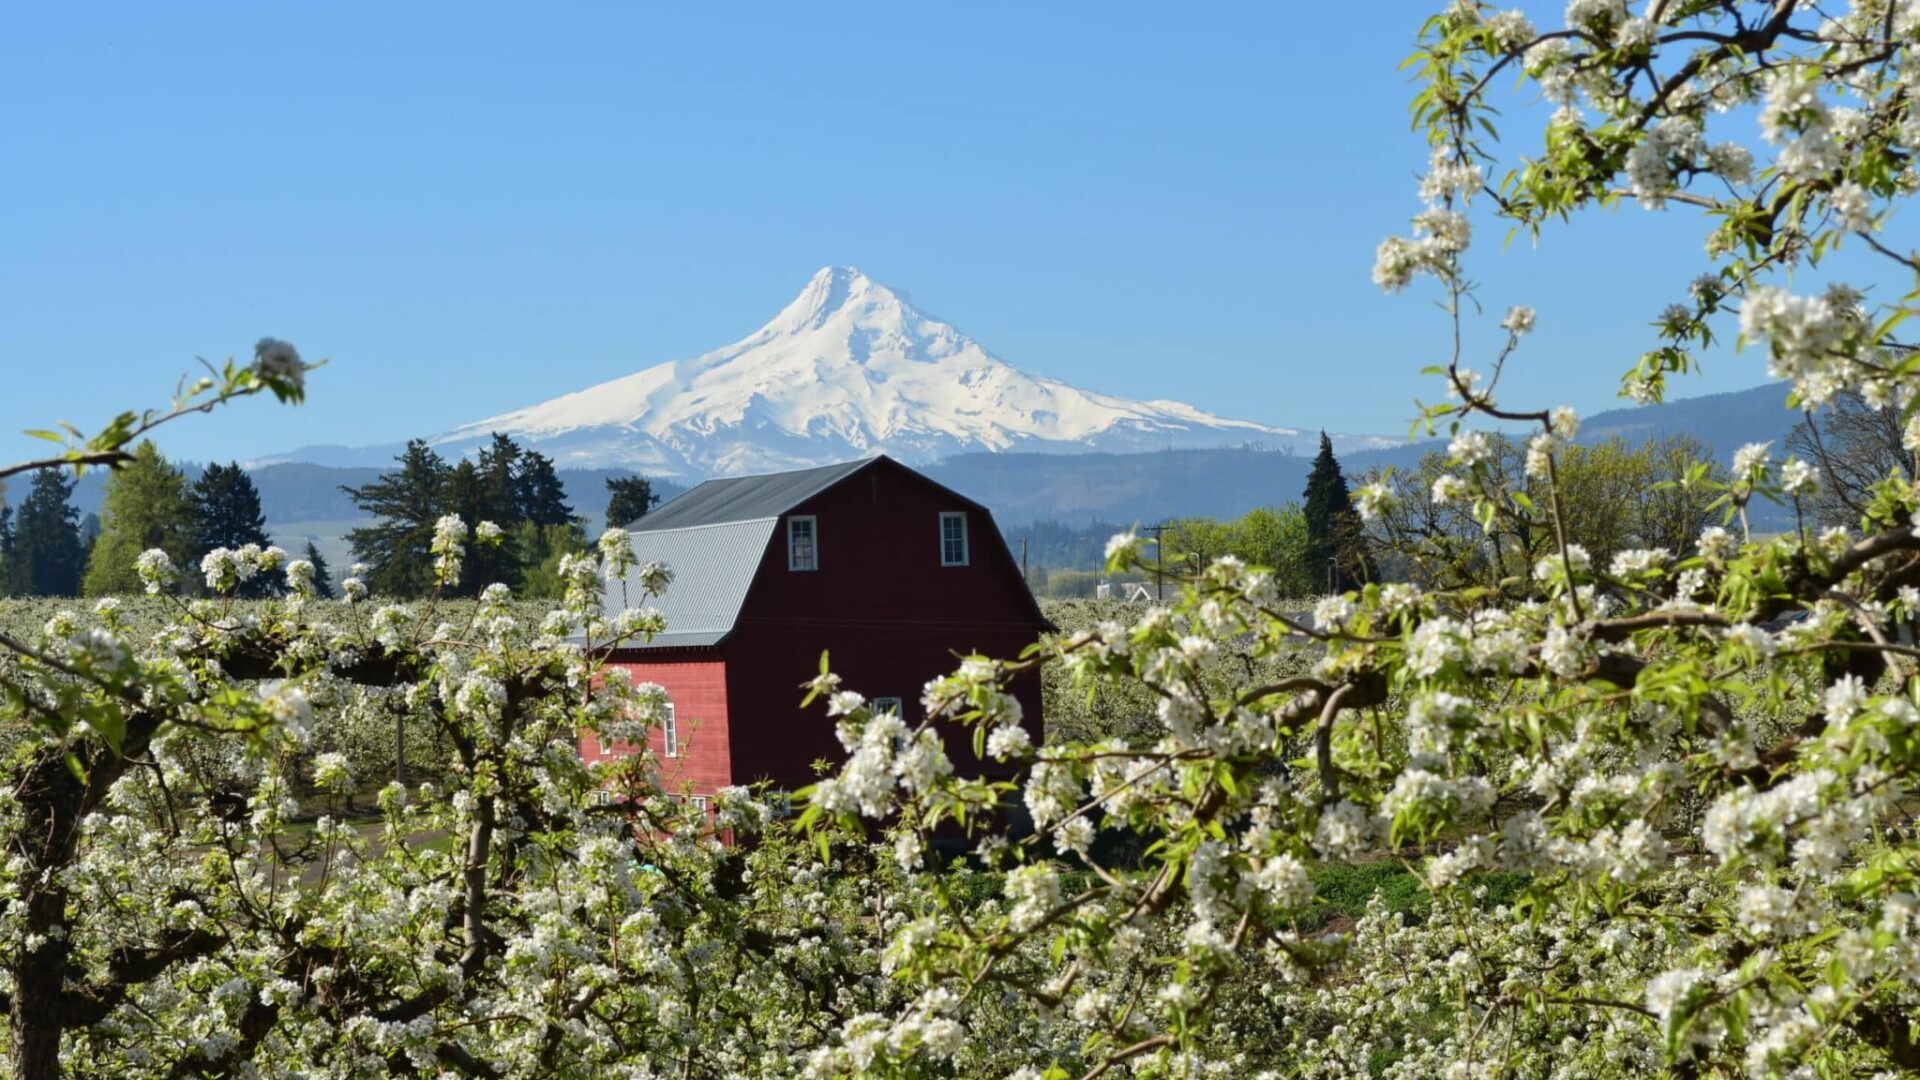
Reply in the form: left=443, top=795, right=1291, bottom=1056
left=4, top=382, right=1799, bottom=541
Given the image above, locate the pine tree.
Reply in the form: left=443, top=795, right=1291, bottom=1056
left=303, top=541, right=334, bottom=599
left=513, top=448, right=575, bottom=528
left=476, top=434, right=522, bottom=525
left=605, top=475, right=661, bottom=529
left=0, top=493, right=20, bottom=598
left=344, top=441, right=452, bottom=598
left=83, top=441, right=195, bottom=595
left=440, top=457, right=516, bottom=596
left=1302, top=432, right=1372, bottom=593
left=13, top=469, right=85, bottom=596
left=189, top=462, right=276, bottom=597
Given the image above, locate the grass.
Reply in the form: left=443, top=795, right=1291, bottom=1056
left=939, top=859, right=1529, bottom=926
left=1302, top=860, right=1530, bottom=928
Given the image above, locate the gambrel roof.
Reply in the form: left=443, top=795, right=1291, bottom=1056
left=603, top=458, right=883, bottom=649
left=632, top=458, right=874, bottom=532
left=601, top=518, right=779, bottom=648
left=601, top=455, right=1043, bottom=650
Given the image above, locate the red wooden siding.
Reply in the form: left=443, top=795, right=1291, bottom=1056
left=721, top=625, right=1042, bottom=795
left=720, top=459, right=1047, bottom=792
left=579, top=658, right=733, bottom=797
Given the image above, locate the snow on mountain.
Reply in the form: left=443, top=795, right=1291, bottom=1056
left=320, top=267, right=1391, bottom=476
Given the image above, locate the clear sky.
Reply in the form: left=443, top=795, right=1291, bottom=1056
left=0, top=2, right=1784, bottom=466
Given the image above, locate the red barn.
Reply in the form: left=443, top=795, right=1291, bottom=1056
left=583, top=455, right=1049, bottom=803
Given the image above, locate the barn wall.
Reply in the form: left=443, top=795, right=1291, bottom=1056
left=722, top=625, right=1043, bottom=795
left=721, top=459, right=1048, bottom=793
left=580, top=657, right=733, bottom=797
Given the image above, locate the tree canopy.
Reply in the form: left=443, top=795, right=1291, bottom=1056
left=10, top=468, right=85, bottom=597
left=82, top=442, right=193, bottom=597
left=1302, top=433, right=1371, bottom=592
left=604, top=474, right=661, bottom=530
left=345, top=434, right=581, bottom=598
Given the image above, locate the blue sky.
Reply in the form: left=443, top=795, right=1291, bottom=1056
left=0, top=2, right=1779, bottom=466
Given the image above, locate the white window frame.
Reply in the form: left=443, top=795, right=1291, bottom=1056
left=788, top=515, right=819, bottom=571
left=939, top=511, right=969, bottom=567
left=872, top=696, right=904, bottom=718
left=662, top=699, right=678, bottom=758
left=688, top=794, right=709, bottom=814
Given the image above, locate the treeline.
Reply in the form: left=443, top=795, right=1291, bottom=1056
left=1010, top=432, right=1726, bottom=601
left=341, top=434, right=663, bottom=598
left=1009, top=434, right=1369, bottom=598
left=0, top=434, right=667, bottom=601
left=1359, top=432, right=1725, bottom=590
left=344, top=435, right=580, bottom=597
left=0, top=442, right=330, bottom=598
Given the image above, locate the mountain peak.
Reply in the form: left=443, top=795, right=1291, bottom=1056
left=770, top=265, right=896, bottom=334
left=421, top=270, right=1387, bottom=476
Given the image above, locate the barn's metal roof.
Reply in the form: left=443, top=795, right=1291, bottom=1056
left=603, top=518, right=778, bottom=649
left=633, top=458, right=879, bottom=532
left=600, top=453, right=1050, bottom=649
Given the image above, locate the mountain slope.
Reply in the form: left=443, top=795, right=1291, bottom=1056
left=424, top=267, right=1388, bottom=475
left=1578, top=381, right=1797, bottom=461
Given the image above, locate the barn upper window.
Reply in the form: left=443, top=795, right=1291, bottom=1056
left=940, top=512, right=969, bottom=567
left=662, top=697, right=679, bottom=758
left=788, top=515, right=818, bottom=571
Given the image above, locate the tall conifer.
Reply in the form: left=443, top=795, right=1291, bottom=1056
left=303, top=540, right=334, bottom=599
left=1302, top=432, right=1372, bottom=593
left=83, top=441, right=193, bottom=595
left=13, top=469, right=85, bottom=596
left=189, top=462, right=275, bottom=597
left=0, top=493, right=20, bottom=597
left=344, top=441, right=452, bottom=598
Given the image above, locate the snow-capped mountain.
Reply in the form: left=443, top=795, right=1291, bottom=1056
left=284, top=268, right=1393, bottom=476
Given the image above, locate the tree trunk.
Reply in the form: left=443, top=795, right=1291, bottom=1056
left=12, top=881, right=75, bottom=1080
left=6, top=719, right=153, bottom=1080
left=8, top=750, right=87, bottom=1080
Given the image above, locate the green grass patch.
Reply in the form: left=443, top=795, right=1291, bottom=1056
left=1304, top=861, right=1530, bottom=927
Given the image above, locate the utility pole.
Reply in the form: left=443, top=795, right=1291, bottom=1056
left=1327, top=555, right=1337, bottom=596
left=1020, top=537, right=1029, bottom=583
left=1143, top=523, right=1169, bottom=602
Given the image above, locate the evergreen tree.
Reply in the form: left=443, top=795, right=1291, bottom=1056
left=344, top=441, right=453, bottom=598
left=83, top=441, right=194, bottom=596
left=475, top=434, right=522, bottom=524
left=513, top=448, right=575, bottom=528
left=1302, top=432, right=1372, bottom=593
left=0, top=493, right=20, bottom=598
left=344, top=436, right=580, bottom=598
left=605, top=475, right=661, bottom=529
left=303, top=541, right=334, bottom=599
left=13, top=469, right=85, bottom=596
left=442, top=456, right=519, bottom=596
left=189, top=461, right=276, bottom=597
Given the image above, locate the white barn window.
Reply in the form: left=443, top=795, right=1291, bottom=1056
left=940, top=512, right=969, bottom=566
left=662, top=698, right=678, bottom=758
